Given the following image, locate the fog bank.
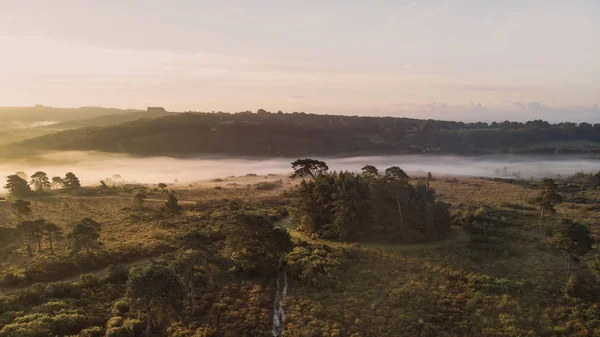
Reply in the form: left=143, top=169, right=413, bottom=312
left=1, top=152, right=598, bottom=192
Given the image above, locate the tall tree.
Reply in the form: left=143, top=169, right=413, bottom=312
left=16, top=220, right=42, bottom=257
left=534, top=178, right=562, bottom=220
left=31, top=219, right=45, bottom=252
left=361, top=165, right=379, bottom=177
left=385, top=166, right=409, bottom=183
left=171, top=249, right=206, bottom=314
left=67, top=218, right=102, bottom=256
left=127, top=264, right=186, bottom=337
left=4, top=175, right=33, bottom=197
left=42, top=221, right=62, bottom=255
left=11, top=199, right=32, bottom=224
left=290, top=159, right=329, bottom=179
left=30, top=171, right=51, bottom=192
left=63, top=172, right=81, bottom=189
left=552, top=218, right=595, bottom=279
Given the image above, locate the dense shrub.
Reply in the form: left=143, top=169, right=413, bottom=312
left=110, top=299, right=130, bottom=316
left=80, top=274, right=101, bottom=288
left=287, top=244, right=360, bottom=289
left=104, top=265, right=129, bottom=284
left=50, top=312, right=86, bottom=336
left=79, top=326, right=103, bottom=337
left=254, top=181, right=282, bottom=191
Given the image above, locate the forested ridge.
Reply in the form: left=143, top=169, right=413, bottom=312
left=9, top=110, right=600, bottom=157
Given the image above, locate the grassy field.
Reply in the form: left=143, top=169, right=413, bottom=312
left=1, top=174, right=599, bottom=336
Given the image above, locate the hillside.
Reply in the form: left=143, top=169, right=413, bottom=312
left=0, top=106, right=143, bottom=146
left=9, top=110, right=600, bottom=158
left=39, top=109, right=176, bottom=131
left=0, top=106, right=139, bottom=124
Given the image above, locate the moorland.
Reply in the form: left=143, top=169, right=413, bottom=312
left=1, top=106, right=600, bottom=337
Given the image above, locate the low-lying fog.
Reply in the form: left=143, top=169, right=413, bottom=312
left=1, top=151, right=598, bottom=192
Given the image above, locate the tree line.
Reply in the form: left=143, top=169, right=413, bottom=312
left=13, top=110, right=600, bottom=157
left=4, top=171, right=81, bottom=197
left=289, top=159, right=451, bottom=243
left=6, top=198, right=103, bottom=258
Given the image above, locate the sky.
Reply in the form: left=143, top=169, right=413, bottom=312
left=0, top=0, right=599, bottom=122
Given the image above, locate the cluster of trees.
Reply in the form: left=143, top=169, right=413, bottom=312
left=565, top=171, right=600, bottom=189
left=14, top=110, right=600, bottom=157
left=124, top=210, right=292, bottom=337
left=4, top=171, right=81, bottom=197
left=7, top=198, right=103, bottom=258
left=290, top=159, right=450, bottom=243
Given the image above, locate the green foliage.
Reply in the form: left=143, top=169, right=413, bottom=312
left=224, top=212, right=293, bottom=276
left=290, top=158, right=329, bottom=179
left=79, top=326, right=104, bottom=337
left=0, top=311, right=85, bottom=337
left=11, top=199, right=32, bottom=221
left=105, top=325, right=135, bottom=337
left=29, top=172, right=50, bottom=192
left=384, top=166, right=409, bottom=182
left=552, top=218, right=595, bottom=257
left=290, top=164, right=451, bottom=243
left=165, top=193, right=182, bottom=214
left=105, top=265, right=129, bottom=284
left=111, top=299, right=130, bottom=316
left=552, top=218, right=595, bottom=278
left=42, top=221, right=62, bottom=255
left=16, top=219, right=43, bottom=257
left=361, top=165, right=378, bottom=176
left=63, top=172, right=81, bottom=189
left=51, top=176, right=64, bottom=189
left=67, top=218, right=102, bottom=256
left=80, top=273, right=101, bottom=288
left=533, top=178, right=563, bottom=219
left=5, top=175, right=32, bottom=197
left=133, top=189, right=147, bottom=209
left=126, top=264, right=186, bottom=335
left=253, top=181, right=282, bottom=191
left=287, top=243, right=360, bottom=289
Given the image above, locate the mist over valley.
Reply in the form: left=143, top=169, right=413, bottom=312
left=1, top=151, right=598, bottom=192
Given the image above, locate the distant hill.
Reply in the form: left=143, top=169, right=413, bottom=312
left=8, top=111, right=600, bottom=158
left=0, top=106, right=173, bottom=146
left=39, top=109, right=175, bottom=131
left=0, top=105, right=139, bottom=123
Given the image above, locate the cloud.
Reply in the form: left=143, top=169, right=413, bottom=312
left=526, top=101, right=549, bottom=111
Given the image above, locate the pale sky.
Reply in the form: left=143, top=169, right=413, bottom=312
left=0, top=0, right=599, bottom=121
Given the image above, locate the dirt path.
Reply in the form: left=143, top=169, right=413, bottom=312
left=48, top=195, right=198, bottom=205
